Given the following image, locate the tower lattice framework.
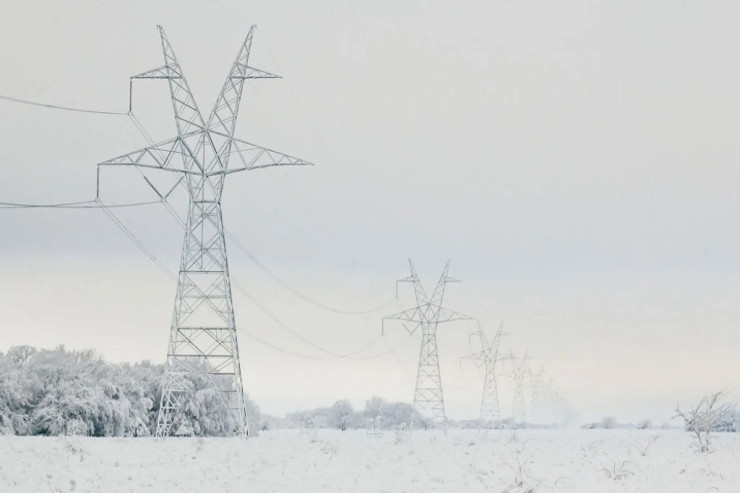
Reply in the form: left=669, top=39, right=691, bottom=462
left=462, top=322, right=506, bottom=428
left=528, top=364, right=547, bottom=420
left=508, top=352, right=530, bottom=427
left=383, top=260, right=472, bottom=427
left=99, top=26, right=311, bottom=437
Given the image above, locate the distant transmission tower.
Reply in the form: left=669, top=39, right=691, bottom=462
left=461, top=321, right=506, bottom=428
left=528, top=364, right=546, bottom=420
left=509, top=352, right=530, bottom=427
left=99, top=26, right=311, bottom=437
left=383, top=260, right=472, bottom=427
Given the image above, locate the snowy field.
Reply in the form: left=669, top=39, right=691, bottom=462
left=1, top=429, right=738, bottom=492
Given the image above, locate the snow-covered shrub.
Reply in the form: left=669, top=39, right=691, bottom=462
left=675, top=392, right=737, bottom=453
left=602, top=460, right=633, bottom=481
left=601, top=416, right=617, bottom=429
left=636, top=419, right=652, bottom=430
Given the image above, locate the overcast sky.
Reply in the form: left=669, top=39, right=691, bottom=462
left=1, top=0, right=739, bottom=424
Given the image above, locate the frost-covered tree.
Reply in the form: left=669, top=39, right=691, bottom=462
left=360, top=397, right=426, bottom=429
left=330, top=399, right=354, bottom=431
left=0, top=354, right=27, bottom=434
left=6, top=345, right=36, bottom=368
left=364, top=397, right=385, bottom=420
left=0, top=345, right=261, bottom=437
left=382, top=401, right=423, bottom=429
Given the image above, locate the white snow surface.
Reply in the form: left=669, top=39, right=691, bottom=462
left=1, top=429, right=738, bottom=492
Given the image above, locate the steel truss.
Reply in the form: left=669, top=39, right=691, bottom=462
left=508, top=352, right=530, bottom=427
left=99, top=26, right=311, bottom=437
left=383, top=260, right=472, bottom=427
left=462, top=322, right=506, bottom=429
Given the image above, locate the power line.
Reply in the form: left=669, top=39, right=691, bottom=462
left=94, top=197, right=407, bottom=362
left=93, top=191, right=405, bottom=362
left=226, top=232, right=396, bottom=315
left=93, top=0, right=151, bottom=27
left=93, top=192, right=376, bottom=361
left=231, top=276, right=405, bottom=360
left=236, top=324, right=411, bottom=361
left=0, top=200, right=95, bottom=208
left=95, top=197, right=176, bottom=281
left=382, top=334, right=415, bottom=381
left=0, top=94, right=128, bottom=116
left=0, top=199, right=162, bottom=209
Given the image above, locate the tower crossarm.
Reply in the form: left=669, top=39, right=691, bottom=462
left=240, top=67, right=281, bottom=79
left=434, top=307, right=474, bottom=324
left=460, top=350, right=486, bottom=367
left=384, top=307, right=420, bottom=323
left=132, top=65, right=179, bottom=79
left=217, top=137, right=313, bottom=175
left=382, top=307, right=421, bottom=335
left=509, top=351, right=531, bottom=379
left=97, top=136, right=199, bottom=175
left=98, top=134, right=311, bottom=181
left=466, top=323, right=505, bottom=363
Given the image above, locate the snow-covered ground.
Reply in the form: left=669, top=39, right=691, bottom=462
left=1, top=429, right=738, bottom=492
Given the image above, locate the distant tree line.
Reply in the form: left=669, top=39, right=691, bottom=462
left=0, top=345, right=429, bottom=436
left=5, top=345, right=736, bottom=437
left=273, top=397, right=427, bottom=431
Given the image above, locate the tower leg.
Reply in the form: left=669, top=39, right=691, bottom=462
left=511, top=380, right=526, bottom=428
left=480, top=364, right=501, bottom=429
left=411, top=330, right=445, bottom=428
left=155, top=198, right=248, bottom=437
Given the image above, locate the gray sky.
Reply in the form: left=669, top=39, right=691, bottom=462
left=1, top=0, right=739, bottom=424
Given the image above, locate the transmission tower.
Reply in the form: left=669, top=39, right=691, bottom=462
left=528, top=364, right=546, bottom=420
left=98, top=26, right=311, bottom=437
left=383, top=260, right=472, bottom=427
left=461, top=321, right=506, bottom=429
left=508, top=351, right=530, bottom=427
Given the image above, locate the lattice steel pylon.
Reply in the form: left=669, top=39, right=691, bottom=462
left=461, top=321, right=506, bottom=429
left=508, top=352, right=530, bottom=427
left=528, top=364, right=546, bottom=420
left=98, top=26, right=311, bottom=437
left=382, top=260, right=473, bottom=427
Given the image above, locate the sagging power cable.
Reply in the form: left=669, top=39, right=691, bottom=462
left=123, top=104, right=397, bottom=316
left=0, top=94, right=128, bottom=116
left=0, top=199, right=162, bottom=209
